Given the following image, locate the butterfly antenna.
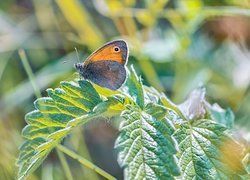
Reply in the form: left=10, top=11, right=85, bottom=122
left=74, top=47, right=82, bottom=80
left=74, top=47, right=80, bottom=64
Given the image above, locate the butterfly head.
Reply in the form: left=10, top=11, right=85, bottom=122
left=74, top=63, right=82, bottom=71
left=74, top=63, right=88, bottom=78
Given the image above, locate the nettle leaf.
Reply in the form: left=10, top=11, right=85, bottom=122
left=115, top=70, right=182, bottom=179
left=18, top=65, right=246, bottom=180
left=206, top=103, right=234, bottom=129
left=17, top=80, right=125, bottom=179
left=144, top=86, right=185, bottom=126
left=124, top=66, right=144, bottom=108
left=174, top=119, right=247, bottom=179
left=115, top=104, right=180, bottom=179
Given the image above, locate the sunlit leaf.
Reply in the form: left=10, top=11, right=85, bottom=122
left=17, top=80, right=123, bottom=179
left=17, top=66, right=248, bottom=180
left=115, top=104, right=180, bottom=179
left=124, top=66, right=144, bottom=109
left=206, top=103, right=234, bottom=129
left=174, top=119, right=247, bottom=179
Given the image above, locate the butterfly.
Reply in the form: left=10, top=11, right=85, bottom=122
left=74, top=40, right=128, bottom=90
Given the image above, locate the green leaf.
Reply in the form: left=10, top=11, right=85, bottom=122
left=174, top=119, right=247, bottom=179
left=144, top=86, right=186, bottom=125
left=115, top=104, right=180, bottom=179
left=144, top=103, right=168, bottom=120
left=124, top=66, right=144, bottom=109
left=206, top=103, right=234, bottom=129
left=17, top=80, right=124, bottom=179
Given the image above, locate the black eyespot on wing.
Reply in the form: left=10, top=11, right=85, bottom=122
left=113, top=46, right=120, bottom=52
left=109, top=40, right=128, bottom=64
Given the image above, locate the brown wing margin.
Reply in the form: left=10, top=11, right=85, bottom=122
left=83, top=40, right=128, bottom=66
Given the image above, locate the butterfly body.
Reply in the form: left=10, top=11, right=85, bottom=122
left=74, top=40, right=128, bottom=90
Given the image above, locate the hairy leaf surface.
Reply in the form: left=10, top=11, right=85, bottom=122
left=174, top=119, right=247, bottom=179
left=124, top=66, right=144, bottom=108
left=17, top=80, right=123, bottom=179
left=115, top=104, right=180, bottom=179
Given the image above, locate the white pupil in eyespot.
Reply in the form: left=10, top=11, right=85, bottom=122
left=114, top=47, right=120, bottom=52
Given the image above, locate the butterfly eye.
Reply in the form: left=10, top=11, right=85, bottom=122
left=113, top=46, right=120, bottom=53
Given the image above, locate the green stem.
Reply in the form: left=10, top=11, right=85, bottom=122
left=71, top=128, right=99, bottom=180
left=57, top=144, right=116, bottom=180
left=0, top=53, right=12, bottom=82
left=56, top=148, right=74, bottom=180
left=18, top=49, right=42, bottom=99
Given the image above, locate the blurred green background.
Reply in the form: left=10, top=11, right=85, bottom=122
left=0, top=0, right=250, bottom=179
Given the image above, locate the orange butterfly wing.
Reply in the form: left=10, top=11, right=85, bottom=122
left=83, top=40, right=128, bottom=66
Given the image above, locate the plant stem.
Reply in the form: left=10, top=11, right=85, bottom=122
left=18, top=49, right=42, bottom=99
left=57, top=144, right=116, bottom=180
left=56, top=148, right=74, bottom=180
left=0, top=53, right=12, bottom=82
left=71, top=128, right=99, bottom=180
